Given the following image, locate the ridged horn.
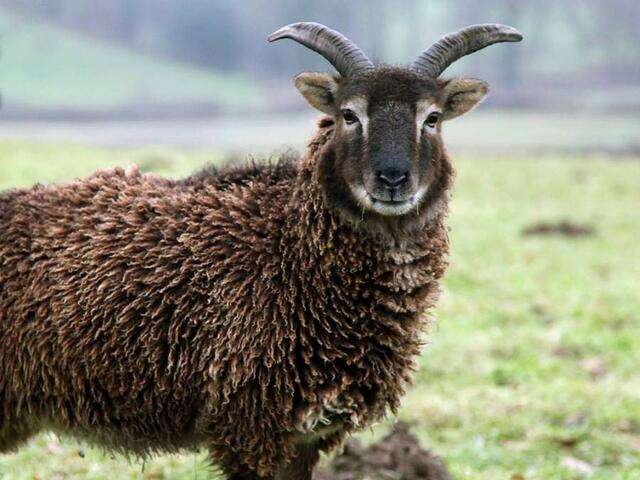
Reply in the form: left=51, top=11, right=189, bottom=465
left=268, top=22, right=374, bottom=77
left=411, top=24, right=523, bottom=78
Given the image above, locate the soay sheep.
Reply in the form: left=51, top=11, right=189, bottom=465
left=0, top=22, right=522, bottom=480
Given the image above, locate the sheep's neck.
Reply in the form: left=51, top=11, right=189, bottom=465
left=280, top=127, right=450, bottom=435
left=283, top=120, right=450, bottom=327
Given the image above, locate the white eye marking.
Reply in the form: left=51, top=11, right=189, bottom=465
left=341, top=96, right=369, bottom=137
left=415, top=100, right=442, bottom=142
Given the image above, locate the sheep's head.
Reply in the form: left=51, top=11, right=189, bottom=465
left=269, top=22, right=522, bottom=222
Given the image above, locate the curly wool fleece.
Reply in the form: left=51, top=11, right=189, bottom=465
left=0, top=118, right=450, bottom=477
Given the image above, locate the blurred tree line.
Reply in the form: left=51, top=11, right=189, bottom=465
left=2, top=0, right=639, bottom=87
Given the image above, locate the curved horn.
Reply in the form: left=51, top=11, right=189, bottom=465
left=411, top=24, right=523, bottom=78
left=268, top=22, right=374, bottom=77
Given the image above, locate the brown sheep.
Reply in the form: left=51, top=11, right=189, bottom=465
left=0, top=22, right=521, bottom=480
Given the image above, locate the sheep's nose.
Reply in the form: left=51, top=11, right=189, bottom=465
left=377, top=170, right=409, bottom=189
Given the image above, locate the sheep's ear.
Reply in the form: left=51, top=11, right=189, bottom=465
left=294, top=72, right=338, bottom=115
left=441, top=78, right=489, bottom=120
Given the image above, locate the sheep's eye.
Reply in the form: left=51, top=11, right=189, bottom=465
left=342, top=109, right=359, bottom=125
left=424, top=112, right=441, bottom=128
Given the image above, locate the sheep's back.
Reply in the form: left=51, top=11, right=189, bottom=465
left=0, top=162, right=297, bottom=454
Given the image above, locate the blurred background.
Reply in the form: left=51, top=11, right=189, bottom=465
left=0, top=0, right=639, bottom=153
left=1, top=1, right=639, bottom=480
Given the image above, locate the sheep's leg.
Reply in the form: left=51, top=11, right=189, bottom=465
left=274, top=442, right=320, bottom=480
left=0, top=422, right=35, bottom=453
left=228, top=474, right=265, bottom=480
left=225, top=463, right=273, bottom=480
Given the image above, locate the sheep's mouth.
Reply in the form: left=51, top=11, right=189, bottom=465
left=350, top=186, right=426, bottom=216
left=368, top=196, right=416, bottom=216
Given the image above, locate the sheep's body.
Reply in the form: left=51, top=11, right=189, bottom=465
left=0, top=119, right=450, bottom=477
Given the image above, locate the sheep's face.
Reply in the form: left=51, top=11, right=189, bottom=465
left=295, top=66, right=488, bottom=218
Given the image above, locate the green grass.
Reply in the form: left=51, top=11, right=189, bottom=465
left=0, top=8, right=266, bottom=112
left=447, top=111, right=640, bottom=153
left=0, top=141, right=219, bottom=187
left=0, top=142, right=639, bottom=479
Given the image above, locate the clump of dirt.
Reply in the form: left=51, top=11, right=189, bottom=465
left=522, top=220, right=596, bottom=238
left=316, top=422, right=452, bottom=480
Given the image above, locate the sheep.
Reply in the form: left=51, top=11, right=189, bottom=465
left=0, top=22, right=522, bottom=480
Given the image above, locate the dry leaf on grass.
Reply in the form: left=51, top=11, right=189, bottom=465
left=46, top=442, right=64, bottom=454
left=579, top=357, right=608, bottom=379
left=562, top=456, right=595, bottom=476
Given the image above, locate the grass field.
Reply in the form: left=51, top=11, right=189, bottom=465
left=0, top=142, right=639, bottom=479
left=0, top=8, right=266, bottom=112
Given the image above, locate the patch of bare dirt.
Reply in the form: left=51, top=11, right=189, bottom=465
left=316, top=422, right=452, bottom=480
left=522, top=221, right=596, bottom=238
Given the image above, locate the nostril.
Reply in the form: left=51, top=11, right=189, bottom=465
left=377, top=171, right=409, bottom=188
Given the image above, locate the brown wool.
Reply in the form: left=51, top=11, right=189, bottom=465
left=0, top=120, right=450, bottom=478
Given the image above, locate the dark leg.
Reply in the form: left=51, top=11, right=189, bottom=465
left=0, top=422, right=35, bottom=453
left=225, top=462, right=273, bottom=480
left=275, top=442, right=320, bottom=480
